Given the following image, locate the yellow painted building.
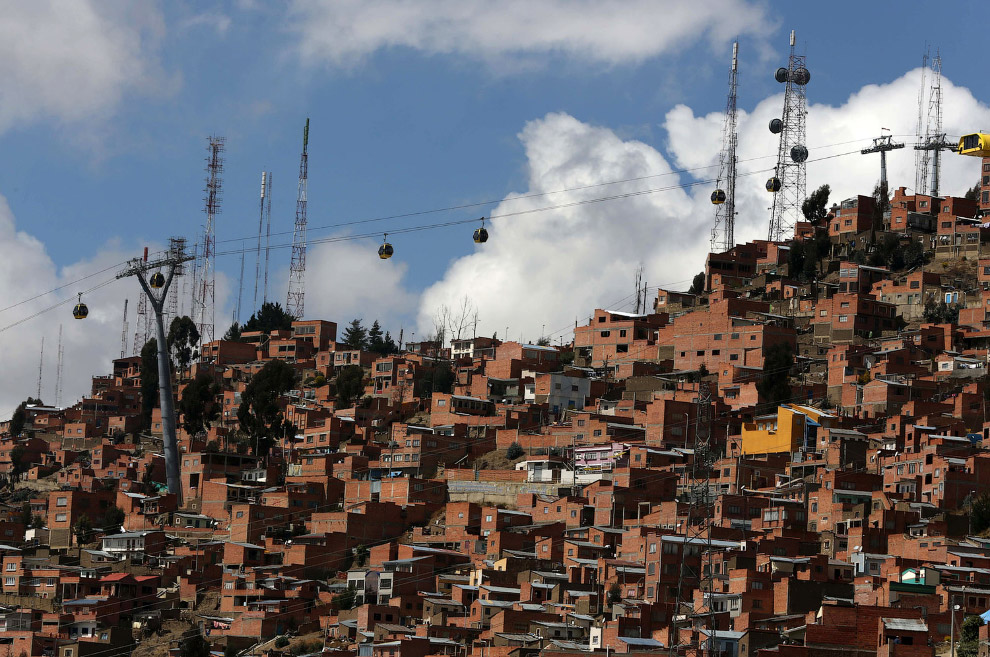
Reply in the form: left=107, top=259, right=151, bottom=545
left=740, top=404, right=835, bottom=455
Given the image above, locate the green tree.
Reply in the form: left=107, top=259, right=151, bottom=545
left=237, top=359, right=298, bottom=457
left=506, top=442, right=525, bottom=460
left=334, top=586, right=357, bottom=611
left=333, top=365, right=365, bottom=408
left=382, top=331, right=399, bottom=355
left=100, top=505, right=125, bottom=530
left=72, top=515, right=92, bottom=547
left=536, top=336, right=552, bottom=346
left=965, top=182, right=981, bottom=201
left=757, top=342, right=794, bottom=407
left=904, top=240, right=927, bottom=269
left=801, top=184, right=831, bottom=225
left=167, top=315, right=201, bottom=373
left=689, top=272, right=705, bottom=295
left=19, top=503, right=31, bottom=526
left=970, top=490, right=990, bottom=534
left=788, top=241, right=806, bottom=280
left=923, top=298, right=960, bottom=324
left=342, top=319, right=368, bottom=350
left=9, top=397, right=43, bottom=437
left=354, top=544, right=369, bottom=567
left=242, top=302, right=297, bottom=334
left=959, top=614, right=983, bottom=657
left=140, top=338, right=159, bottom=431
left=179, top=374, right=221, bottom=436
left=607, top=582, right=622, bottom=605
left=178, top=631, right=210, bottom=657
left=223, top=321, right=242, bottom=342
left=368, top=320, right=385, bottom=354
left=10, top=445, right=27, bottom=478
left=873, top=182, right=891, bottom=224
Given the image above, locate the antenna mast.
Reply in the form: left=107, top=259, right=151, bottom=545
left=287, top=118, right=310, bottom=319
left=263, top=172, right=274, bottom=304
left=120, top=299, right=129, bottom=359
left=55, top=325, right=63, bottom=408
left=195, top=136, right=224, bottom=346
left=711, top=41, right=739, bottom=253
left=253, top=171, right=271, bottom=311
left=36, top=337, right=45, bottom=400
left=166, top=237, right=185, bottom=326
left=914, top=48, right=930, bottom=194
left=914, top=50, right=954, bottom=197
left=767, top=30, right=810, bottom=242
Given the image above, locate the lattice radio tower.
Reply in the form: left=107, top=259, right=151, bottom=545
left=286, top=119, right=309, bottom=319
left=195, top=136, right=224, bottom=345
left=767, top=30, right=810, bottom=242
left=914, top=50, right=954, bottom=197
left=254, top=171, right=273, bottom=309
left=120, top=299, right=129, bottom=359
left=133, top=290, right=149, bottom=354
left=669, top=382, right=717, bottom=655
left=711, top=42, right=739, bottom=253
left=166, top=237, right=186, bottom=326
left=54, top=325, right=64, bottom=408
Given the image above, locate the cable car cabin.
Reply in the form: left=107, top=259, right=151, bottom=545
left=473, top=227, right=489, bottom=243
left=711, top=189, right=726, bottom=205
left=378, top=242, right=394, bottom=259
left=72, top=302, right=89, bottom=320
left=958, top=133, right=990, bottom=157
left=149, top=272, right=165, bottom=288
left=766, top=177, right=782, bottom=193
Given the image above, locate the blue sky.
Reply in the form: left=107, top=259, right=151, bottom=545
left=1, top=0, right=990, bottom=413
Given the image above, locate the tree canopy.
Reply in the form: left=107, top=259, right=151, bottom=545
left=757, top=342, right=793, bottom=407
left=689, top=272, right=705, bottom=296
left=9, top=397, right=43, bottom=436
left=223, top=321, right=242, bottom=342
left=342, top=319, right=368, bottom=350
left=140, top=338, right=159, bottom=431
left=801, top=184, right=831, bottom=225
left=237, top=359, right=298, bottom=456
left=242, top=302, right=296, bottom=334
left=179, top=374, right=221, bottom=436
left=333, top=365, right=365, bottom=408
left=167, top=316, right=200, bottom=372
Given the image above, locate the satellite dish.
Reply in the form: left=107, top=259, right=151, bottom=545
left=790, top=145, right=809, bottom=163
left=775, top=67, right=789, bottom=84
left=769, top=119, right=783, bottom=134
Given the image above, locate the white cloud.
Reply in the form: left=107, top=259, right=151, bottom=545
left=418, top=70, right=990, bottom=342
left=0, top=196, right=140, bottom=418
left=0, top=1, right=169, bottom=133
left=303, top=239, right=418, bottom=334
left=287, top=0, right=773, bottom=69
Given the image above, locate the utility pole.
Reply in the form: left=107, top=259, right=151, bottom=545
left=117, top=241, right=193, bottom=502
left=286, top=119, right=310, bottom=319
left=862, top=134, right=905, bottom=191
left=670, top=381, right=716, bottom=656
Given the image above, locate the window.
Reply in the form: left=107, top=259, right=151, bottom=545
left=4, top=563, right=13, bottom=572
left=600, top=330, right=611, bottom=338
left=56, top=497, right=67, bottom=507
left=3, top=577, right=13, bottom=586
left=56, top=514, right=67, bottom=522
left=619, top=330, right=627, bottom=337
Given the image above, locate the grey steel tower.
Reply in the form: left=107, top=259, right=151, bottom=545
left=711, top=42, right=739, bottom=253
left=767, top=30, right=810, bottom=242
left=286, top=119, right=309, bottom=319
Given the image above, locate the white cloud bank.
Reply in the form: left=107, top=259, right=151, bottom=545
left=0, top=1, right=168, bottom=133
left=288, top=0, right=773, bottom=69
left=417, top=69, right=990, bottom=341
